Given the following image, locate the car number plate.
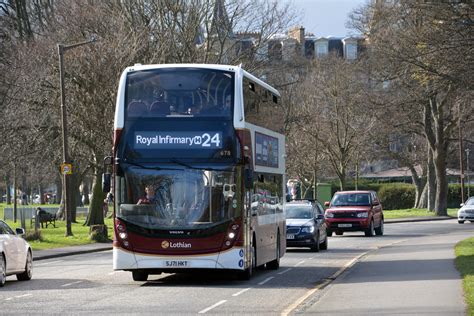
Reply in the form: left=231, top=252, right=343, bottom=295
left=165, top=260, right=189, bottom=267
left=338, top=223, right=352, bottom=228
left=286, top=234, right=295, bottom=240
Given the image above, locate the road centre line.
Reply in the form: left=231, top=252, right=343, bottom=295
left=5, top=294, right=32, bottom=301
left=108, top=271, right=126, bottom=275
left=198, top=300, right=227, bottom=314
left=258, top=277, right=274, bottom=285
left=277, top=268, right=292, bottom=275
left=62, top=281, right=83, bottom=287
left=15, top=294, right=32, bottom=298
left=232, top=288, right=251, bottom=297
left=35, top=260, right=63, bottom=266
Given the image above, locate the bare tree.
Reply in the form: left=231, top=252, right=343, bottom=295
left=0, top=0, right=301, bottom=231
left=294, top=55, right=375, bottom=190
left=351, top=1, right=474, bottom=215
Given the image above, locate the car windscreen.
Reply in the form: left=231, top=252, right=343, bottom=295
left=331, top=193, right=371, bottom=206
left=285, top=206, right=313, bottom=219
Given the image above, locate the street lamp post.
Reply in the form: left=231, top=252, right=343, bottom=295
left=467, top=148, right=471, bottom=198
left=58, top=38, right=95, bottom=237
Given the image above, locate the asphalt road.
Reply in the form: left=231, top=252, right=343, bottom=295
left=1, top=219, right=472, bottom=315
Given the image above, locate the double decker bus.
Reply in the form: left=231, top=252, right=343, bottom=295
left=106, top=64, right=286, bottom=281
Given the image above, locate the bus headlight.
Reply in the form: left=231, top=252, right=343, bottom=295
left=228, top=232, right=236, bottom=239
left=116, top=219, right=130, bottom=249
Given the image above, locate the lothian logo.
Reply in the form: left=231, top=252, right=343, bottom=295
left=161, top=240, right=191, bottom=249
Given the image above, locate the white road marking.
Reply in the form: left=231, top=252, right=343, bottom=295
left=198, top=300, right=227, bottom=314
left=232, top=288, right=251, bottom=297
left=15, top=294, right=32, bottom=298
left=61, top=280, right=83, bottom=287
left=35, top=260, right=63, bottom=266
left=277, top=268, right=292, bottom=275
left=294, top=260, right=306, bottom=267
left=5, top=293, right=32, bottom=301
left=108, top=271, right=127, bottom=275
left=258, top=277, right=274, bottom=285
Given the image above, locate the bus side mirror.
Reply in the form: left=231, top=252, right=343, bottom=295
left=245, top=169, right=253, bottom=189
left=102, top=173, right=111, bottom=193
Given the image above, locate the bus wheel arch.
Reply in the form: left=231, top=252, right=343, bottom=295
left=266, top=229, right=280, bottom=270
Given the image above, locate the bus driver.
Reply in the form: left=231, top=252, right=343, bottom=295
left=137, top=185, right=157, bottom=204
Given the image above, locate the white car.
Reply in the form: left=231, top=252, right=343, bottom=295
left=0, top=220, right=33, bottom=286
left=458, top=197, right=474, bottom=224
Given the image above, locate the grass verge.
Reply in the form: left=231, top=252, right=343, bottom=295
left=384, top=208, right=457, bottom=219
left=455, top=237, right=474, bottom=316
left=0, top=203, right=113, bottom=251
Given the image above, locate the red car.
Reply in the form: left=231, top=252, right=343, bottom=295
left=324, top=190, right=384, bottom=237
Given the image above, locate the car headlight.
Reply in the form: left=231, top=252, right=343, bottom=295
left=325, top=212, right=334, bottom=218
left=357, top=212, right=368, bottom=218
left=301, top=225, right=315, bottom=233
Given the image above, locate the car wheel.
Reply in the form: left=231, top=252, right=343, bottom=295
left=335, top=231, right=343, bottom=236
left=326, top=230, right=333, bottom=237
left=267, top=232, right=280, bottom=270
left=365, top=220, right=375, bottom=237
left=132, top=270, right=148, bottom=282
left=0, top=254, right=5, bottom=287
left=320, top=235, right=328, bottom=250
left=310, top=233, right=320, bottom=252
left=17, top=250, right=32, bottom=281
left=458, top=220, right=464, bottom=224
left=375, top=219, right=384, bottom=236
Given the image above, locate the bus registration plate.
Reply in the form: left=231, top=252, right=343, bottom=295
left=165, top=260, right=189, bottom=267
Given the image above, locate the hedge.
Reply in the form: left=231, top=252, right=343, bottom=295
left=325, top=182, right=472, bottom=210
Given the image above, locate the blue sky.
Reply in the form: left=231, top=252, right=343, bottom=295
left=289, top=0, right=368, bottom=37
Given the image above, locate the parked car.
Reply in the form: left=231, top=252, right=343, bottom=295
left=0, top=220, right=33, bottom=287
left=324, top=190, right=384, bottom=237
left=458, top=197, right=474, bottom=224
left=285, top=200, right=328, bottom=252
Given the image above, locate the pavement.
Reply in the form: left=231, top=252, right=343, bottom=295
left=32, top=216, right=455, bottom=261
left=33, top=241, right=112, bottom=261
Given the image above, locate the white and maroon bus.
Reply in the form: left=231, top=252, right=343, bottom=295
left=107, top=64, right=286, bottom=281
